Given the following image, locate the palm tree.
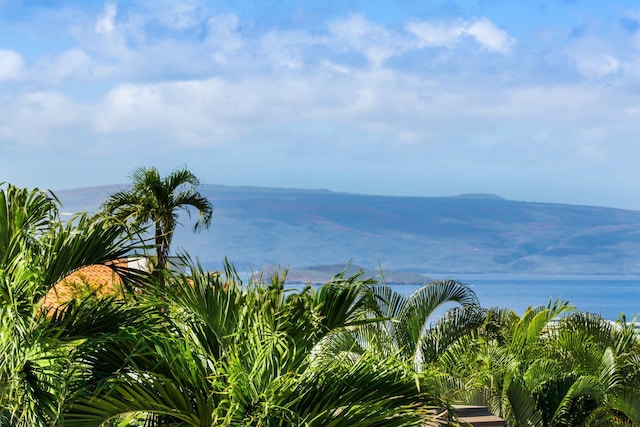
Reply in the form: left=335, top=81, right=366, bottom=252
left=320, top=279, right=484, bottom=371
left=100, top=166, right=213, bottom=280
left=0, top=183, right=59, bottom=274
left=538, top=312, right=640, bottom=426
left=437, top=300, right=574, bottom=425
left=439, top=300, right=640, bottom=426
left=64, top=263, right=441, bottom=426
left=0, top=183, right=152, bottom=426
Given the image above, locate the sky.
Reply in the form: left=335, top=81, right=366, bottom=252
left=2, top=0, right=640, bottom=210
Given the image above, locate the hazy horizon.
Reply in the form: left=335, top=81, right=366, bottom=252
left=54, top=181, right=640, bottom=214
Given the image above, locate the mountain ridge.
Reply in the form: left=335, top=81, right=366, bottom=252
left=54, top=184, right=640, bottom=275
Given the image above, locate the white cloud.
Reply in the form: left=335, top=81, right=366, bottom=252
left=205, top=14, right=244, bottom=64
left=35, top=48, right=109, bottom=83
left=328, top=14, right=407, bottom=66
left=93, top=0, right=203, bottom=48
left=464, top=18, right=515, bottom=54
left=84, top=68, right=611, bottom=158
left=68, top=8, right=518, bottom=86
left=406, top=18, right=515, bottom=54
left=93, top=79, right=257, bottom=144
left=95, top=2, right=116, bottom=35
left=0, top=49, right=25, bottom=81
left=320, top=60, right=351, bottom=75
left=4, top=2, right=640, bottom=208
left=574, top=54, right=620, bottom=78
left=155, top=0, right=201, bottom=31
left=0, top=91, right=86, bottom=146
left=564, top=32, right=624, bottom=79
left=259, top=30, right=319, bottom=70
left=405, top=21, right=462, bottom=48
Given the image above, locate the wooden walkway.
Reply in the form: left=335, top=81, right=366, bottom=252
left=451, top=406, right=507, bottom=426
left=423, top=405, right=507, bottom=426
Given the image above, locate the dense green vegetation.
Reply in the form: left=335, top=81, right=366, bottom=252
left=101, top=166, right=213, bottom=282
left=1, top=180, right=639, bottom=426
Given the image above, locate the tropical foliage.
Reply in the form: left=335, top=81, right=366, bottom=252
left=100, top=166, right=213, bottom=277
left=64, top=265, right=440, bottom=426
left=0, top=179, right=639, bottom=426
left=0, top=183, right=151, bottom=426
left=438, top=302, right=640, bottom=426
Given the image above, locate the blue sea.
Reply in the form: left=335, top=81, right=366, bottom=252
left=392, top=275, right=640, bottom=321
left=280, top=274, right=640, bottom=321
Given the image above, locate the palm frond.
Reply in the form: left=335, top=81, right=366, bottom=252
left=418, top=304, right=486, bottom=366
left=295, top=352, right=435, bottom=427
left=511, top=298, right=574, bottom=355
left=40, top=213, right=151, bottom=293
left=65, top=374, right=202, bottom=427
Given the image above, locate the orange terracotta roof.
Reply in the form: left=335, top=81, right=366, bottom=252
left=41, top=260, right=129, bottom=311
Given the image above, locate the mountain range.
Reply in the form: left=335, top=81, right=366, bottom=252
left=55, top=184, right=640, bottom=277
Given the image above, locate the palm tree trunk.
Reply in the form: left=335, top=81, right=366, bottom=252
left=155, top=224, right=168, bottom=313
left=154, top=223, right=166, bottom=277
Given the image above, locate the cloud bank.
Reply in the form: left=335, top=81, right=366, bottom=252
left=1, top=0, right=640, bottom=210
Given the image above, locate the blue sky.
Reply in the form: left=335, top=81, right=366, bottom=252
left=2, top=0, right=640, bottom=209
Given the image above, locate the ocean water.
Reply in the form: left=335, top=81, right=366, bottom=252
left=281, top=275, right=640, bottom=321
left=392, top=275, right=640, bottom=321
